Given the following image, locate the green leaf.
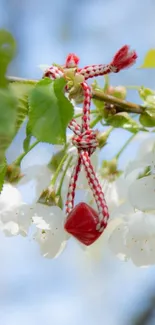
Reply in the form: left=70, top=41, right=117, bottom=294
left=140, top=49, right=155, bottom=68
left=28, top=78, right=74, bottom=144
left=106, top=112, right=144, bottom=133
left=0, top=29, right=16, bottom=87
left=0, top=158, right=7, bottom=193
left=9, top=82, right=34, bottom=131
left=0, top=88, right=17, bottom=162
left=23, top=123, right=32, bottom=152
left=140, top=111, right=155, bottom=127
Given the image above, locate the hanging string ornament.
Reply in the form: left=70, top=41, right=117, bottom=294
left=43, top=46, right=137, bottom=246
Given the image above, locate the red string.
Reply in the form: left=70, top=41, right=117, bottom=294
left=43, top=45, right=137, bottom=232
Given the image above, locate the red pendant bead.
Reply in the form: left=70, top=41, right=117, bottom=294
left=64, top=202, right=103, bottom=246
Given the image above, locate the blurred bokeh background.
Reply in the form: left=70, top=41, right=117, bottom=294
left=0, top=0, right=155, bottom=324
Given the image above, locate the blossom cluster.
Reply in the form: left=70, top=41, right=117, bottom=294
left=1, top=131, right=155, bottom=267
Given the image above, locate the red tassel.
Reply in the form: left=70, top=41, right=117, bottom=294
left=65, top=53, right=80, bottom=68
left=111, top=45, right=137, bottom=72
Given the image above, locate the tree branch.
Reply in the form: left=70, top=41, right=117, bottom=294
left=92, top=89, right=143, bottom=114
left=7, top=76, right=37, bottom=84
left=7, top=76, right=144, bottom=114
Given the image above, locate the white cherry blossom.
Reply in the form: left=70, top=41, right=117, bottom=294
left=125, top=137, right=155, bottom=176
left=128, top=174, right=155, bottom=212
left=17, top=164, right=51, bottom=204
left=117, top=135, right=155, bottom=212
left=1, top=204, right=32, bottom=237
left=15, top=142, right=52, bottom=204
left=0, top=183, right=22, bottom=212
left=0, top=184, right=32, bottom=236
left=124, top=137, right=155, bottom=212
left=0, top=185, right=69, bottom=256
left=0, top=160, right=52, bottom=237
left=108, top=211, right=155, bottom=267
left=33, top=204, right=68, bottom=258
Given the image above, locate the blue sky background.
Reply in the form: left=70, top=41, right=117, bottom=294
left=0, top=0, right=155, bottom=324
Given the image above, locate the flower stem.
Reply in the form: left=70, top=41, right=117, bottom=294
left=7, top=76, right=37, bottom=85
left=103, top=75, right=110, bottom=92
left=115, top=133, right=137, bottom=160
left=13, top=140, right=39, bottom=166
left=106, top=126, right=114, bottom=136
left=56, top=156, right=73, bottom=196
left=50, top=153, right=68, bottom=186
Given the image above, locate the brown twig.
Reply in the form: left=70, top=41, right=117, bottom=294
left=92, top=89, right=143, bottom=114
left=7, top=76, right=37, bottom=84
left=7, top=76, right=144, bottom=115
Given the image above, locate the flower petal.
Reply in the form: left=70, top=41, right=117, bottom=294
left=0, top=204, right=32, bottom=236
left=125, top=138, right=155, bottom=176
left=108, top=212, right=155, bottom=266
left=35, top=228, right=67, bottom=258
left=32, top=204, right=66, bottom=226
left=126, top=213, right=155, bottom=266
left=18, top=165, right=51, bottom=201
left=0, top=184, right=22, bottom=212
left=125, top=160, right=148, bottom=177
left=33, top=204, right=67, bottom=258
left=128, top=175, right=155, bottom=211
left=111, top=201, right=134, bottom=219
left=138, top=137, right=155, bottom=158
left=3, top=221, right=19, bottom=236
left=108, top=220, right=128, bottom=256
left=21, top=143, right=53, bottom=168
left=143, top=150, right=155, bottom=172
left=32, top=216, right=50, bottom=230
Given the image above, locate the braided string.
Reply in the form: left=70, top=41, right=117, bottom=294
left=43, top=45, right=137, bottom=232
left=78, top=45, right=137, bottom=79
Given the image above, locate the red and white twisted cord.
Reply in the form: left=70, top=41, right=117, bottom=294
left=43, top=45, right=137, bottom=232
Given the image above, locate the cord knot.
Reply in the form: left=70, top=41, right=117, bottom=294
left=72, top=129, right=98, bottom=155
